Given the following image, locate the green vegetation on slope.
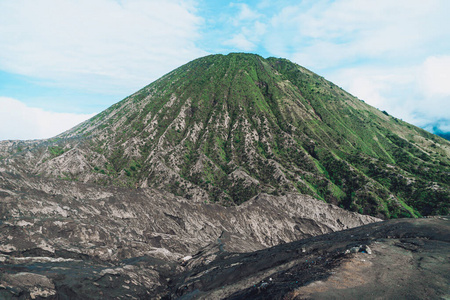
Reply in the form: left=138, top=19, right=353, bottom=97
left=51, top=53, right=450, bottom=218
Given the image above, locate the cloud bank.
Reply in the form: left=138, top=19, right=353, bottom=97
left=0, top=97, right=95, bottom=140
left=0, top=0, right=207, bottom=140
left=0, top=0, right=206, bottom=94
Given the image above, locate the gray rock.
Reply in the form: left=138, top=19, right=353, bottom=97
left=351, top=246, right=361, bottom=253
left=1, top=272, right=56, bottom=299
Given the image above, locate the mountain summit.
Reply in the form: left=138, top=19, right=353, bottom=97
left=2, top=53, right=449, bottom=218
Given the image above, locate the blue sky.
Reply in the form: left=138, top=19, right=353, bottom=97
left=1, top=0, right=449, bottom=140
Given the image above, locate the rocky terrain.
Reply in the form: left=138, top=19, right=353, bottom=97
left=1, top=206, right=448, bottom=299
left=1, top=53, right=449, bottom=299
left=0, top=171, right=378, bottom=261
left=0, top=170, right=381, bottom=299
left=172, top=217, right=450, bottom=300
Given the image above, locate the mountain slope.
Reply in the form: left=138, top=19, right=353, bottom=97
left=1, top=53, right=449, bottom=218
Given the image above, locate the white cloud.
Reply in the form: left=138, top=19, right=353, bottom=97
left=420, top=56, right=450, bottom=97
left=0, top=97, right=95, bottom=140
left=265, top=0, right=449, bottom=69
left=0, top=0, right=206, bottom=94
left=327, top=57, right=450, bottom=130
left=252, top=21, right=267, bottom=36
left=224, top=33, right=256, bottom=51
left=231, top=3, right=261, bottom=23
left=329, top=66, right=416, bottom=119
left=435, top=122, right=450, bottom=133
left=221, top=3, right=266, bottom=52
left=256, top=0, right=450, bottom=134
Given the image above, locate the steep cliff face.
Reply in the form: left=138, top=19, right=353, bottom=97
left=1, top=53, right=449, bottom=218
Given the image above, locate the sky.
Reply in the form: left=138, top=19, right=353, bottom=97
left=0, top=0, right=449, bottom=140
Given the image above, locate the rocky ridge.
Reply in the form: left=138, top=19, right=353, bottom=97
left=0, top=171, right=378, bottom=262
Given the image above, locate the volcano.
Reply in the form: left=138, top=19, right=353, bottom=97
left=3, top=53, right=449, bottom=218
left=0, top=53, right=449, bottom=299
